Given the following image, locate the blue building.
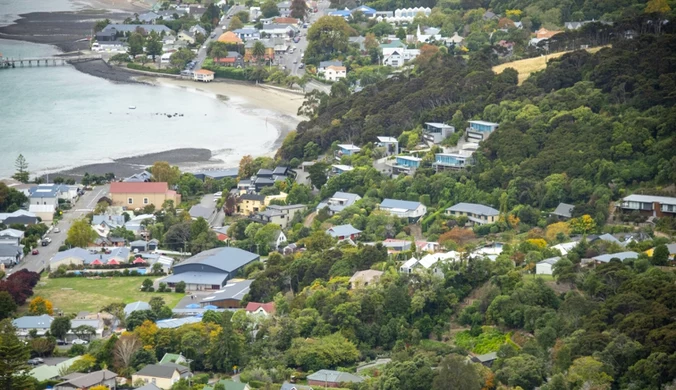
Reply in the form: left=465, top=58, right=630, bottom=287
left=352, top=5, right=377, bottom=17
left=433, top=153, right=470, bottom=171
left=328, top=9, right=352, bottom=19
left=390, top=155, right=421, bottom=175
left=336, top=144, right=361, bottom=159
left=467, top=120, right=499, bottom=140
left=331, top=164, right=354, bottom=175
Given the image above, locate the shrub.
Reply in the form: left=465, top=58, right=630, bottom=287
left=127, top=63, right=180, bottom=75
left=175, top=281, right=186, bottom=293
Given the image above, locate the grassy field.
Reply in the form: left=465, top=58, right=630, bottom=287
left=523, top=273, right=555, bottom=281
left=492, top=46, right=607, bottom=84
left=30, top=276, right=184, bottom=314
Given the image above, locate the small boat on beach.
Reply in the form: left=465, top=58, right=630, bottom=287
left=128, top=106, right=136, bottom=109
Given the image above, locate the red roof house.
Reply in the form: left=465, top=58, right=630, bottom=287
left=245, top=302, right=276, bottom=316
left=109, top=182, right=180, bottom=209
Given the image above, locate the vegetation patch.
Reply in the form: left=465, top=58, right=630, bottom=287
left=454, top=327, right=513, bottom=354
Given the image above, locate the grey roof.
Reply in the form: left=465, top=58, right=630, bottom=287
left=92, top=214, right=125, bottom=227
left=597, top=233, right=624, bottom=246
left=552, top=203, right=575, bottom=218
left=316, top=192, right=361, bottom=213
left=0, top=245, right=21, bottom=257
left=162, top=272, right=230, bottom=286
left=239, top=193, right=265, bottom=202
left=123, top=171, right=152, bottom=182
left=0, top=228, right=24, bottom=238
left=622, top=194, right=676, bottom=205
left=327, top=224, right=362, bottom=238
left=49, top=247, right=130, bottom=265
left=267, top=204, right=306, bottom=211
left=380, top=198, right=423, bottom=211
left=474, top=352, right=498, bottom=362
left=281, top=383, right=313, bottom=390
left=257, top=168, right=274, bottom=176
left=103, top=24, right=173, bottom=34
left=135, top=384, right=164, bottom=390
left=189, top=205, right=214, bottom=219
left=71, top=319, right=103, bottom=330
left=29, top=184, right=64, bottom=198
left=124, top=301, right=150, bottom=316
left=156, top=317, right=202, bottom=329
left=135, top=363, right=190, bottom=379
left=272, top=166, right=289, bottom=175
left=538, top=256, right=561, bottom=265
left=173, top=247, right=259, bottom=274
left=592, top=251, right=639, bottom=263
left=201, top=279, right=253, bottom=303
left=319, top=60, right=343, bottom=68
left=56, top=369, right=117, bottom=388
left=255, top=209, right=285, bottom=218
left=12, top=314, right=53, bottom=329
left=446, top=202, right=499, bottom=216
left=307, top=370, right=364, bottom=383
left=194, top=168, right=239, bottom=178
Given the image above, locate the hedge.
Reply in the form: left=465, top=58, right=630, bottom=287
left=201, top=64, right=247, bottom=80
left=127, top=63, right=180, bottom=75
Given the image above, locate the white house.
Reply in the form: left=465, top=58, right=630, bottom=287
left=318, top=60, right=343, bottom=75
left=400, top=251, right=460, bottom=275
left=536, top=256, right=561, bottom=275
left=382, top=48, right=420, bottom=67
left=379, top=199, right=427, bottom=221
left=316, top=192, right=361, bottom=215
left=193, top=69, right=214, bottom=82
left=273, top=230, right=287, bottom=250
left=0, top=228, right=24, bottom=245
left=12, top=315, right=54, bottom=338
left=325, top=65, right=346, bottom=81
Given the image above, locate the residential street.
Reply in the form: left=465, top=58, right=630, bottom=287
left=195, top=5, right=246, bottom=71
left=10, top=185, right=110, bottom=275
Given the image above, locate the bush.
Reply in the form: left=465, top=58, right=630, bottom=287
left=127, top=63, right=180, bottom=75
left=175, top=281, right=186, bottom=293
left=201, top=62, right=247, bottom=80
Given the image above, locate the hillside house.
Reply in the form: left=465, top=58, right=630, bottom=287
left=379, top=199, right=427, bottom=222
left=109, top=182, right=180, bottom=209
left=445, top=203, right=499, bottom=225
left=316, top=192, right=361, bottom=215
left=423, top=122, right=454, bottom=144
left=536, top=257, right=561, bottom=275
left=619, top=194, right=676, bottom=217
left=327, top=224, right=362, bottom=240
left=467, top=120, right=499, bottom=140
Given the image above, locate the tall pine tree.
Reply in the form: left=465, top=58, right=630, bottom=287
left=0, top=319, right=33, bottom=390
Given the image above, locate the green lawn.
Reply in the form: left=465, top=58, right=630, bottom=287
left=523, top=273, right=555, bottom=281
left=31, top=276, right=184, bottom=314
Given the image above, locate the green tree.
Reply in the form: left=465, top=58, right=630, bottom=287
left=67, top=218, right=97, bottom=248
left=207, top=311, right=244, bottom=372
left=496, top=354, right=546, bottom=389
left=433, top=354, right=482, bottom=390
left=0, top=292, right=17, bottom=320
left=149, top=296, right=165, bottom=314
left=566, top=356, right=613, bottom=390
left=228, top=16, right=244, bottom=31
left=127, top=32, right=145, bottom=58
left=50, top=316, right=71, bottom=340
left=288, top=333, right=359, bottom=371
left=305, top=16, right=352, bottom=64
left=645, top=0, right=671, bottom=13
left=175, top=281, right=186, bottom=293
left=150, top=161, right=181, bottom=186
left=12, top=154, right=29, bottom=183
left=307, top=162, right=329, bottom=189
left=252, top=40, right=267, bottom=62
left=93, top=19, right=111, bottom=33
left=110, top=53, right=131, bottom=65
left=651, top=244, right=669, bottom=266
left=290, top=0, right=309, bottom=20
left=170, top=48, right=196, bottom=69
left=396, top=27, right=406, bottom=40
left=145, top=31, right=163, bottom=61
left=260, top=0, right=280, bottom=18
left=0, top=319, right=32, bottom=390
left=211, top=41, right=229, bottom=63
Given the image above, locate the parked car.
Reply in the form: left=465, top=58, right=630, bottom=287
left=71, top=339, right=88, bottom=345
left=213, top=192, right=222, bottom=198
left=299, top=63, right=305, bottom=69
left=27, top=358, right=44, bottom=365
left=31, top=249, right=39, bottom=255
left=56, top=339, right=68, bottom=345
left=53, top=227, right=60, bottom=233
left=41, top=237, right=52, bottom=246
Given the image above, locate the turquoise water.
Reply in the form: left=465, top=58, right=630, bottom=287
left=0, top=1, right=279, bottom=179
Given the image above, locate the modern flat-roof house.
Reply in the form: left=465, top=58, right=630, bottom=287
left=316, top=192, right=361, bottom=215
left=109, top=182, right=180, bottom=209
left=445, top=203, right=499, bottom=225
left=307, top=370, right=364, bottom=388
left=377, top=136, right=399, bottom=155
left=28, top=185, right=61, bottom=222
left=349, top=270, right=383, bottom=289
left=433, top=152, right=471, bottom=171
left=163, top=247, right=259, bottom=290
left=12, top=314, right=53, bottom=338
left=132, top=363, right=192, bottom=390
left=536, top=256, right=561, bottom=275
left=254, top=204, right=306, bottom=229
left=200, top=279, right=253, bottom=308
left=191, top=168, right=239, bottom=181
left=237, top=193, right=266, bottom=215
left=389, top=155, right=422, bottom=175
left=551, top=203, right=575, bottom=219
left=54, top=369, right=118, bottom=390
left=619, top=194, right=676, bottom=217
left=423, top=122, right=455, bottom=144
left=327, top=224, right=362, bottom=241
left=467, top=120, right=499, bottom=140
left=591, top=251, right=639, bottom=264
left=379, top=199, right=427, bottom=222
left=336, top=144, right=361, bottom=158
left=331, top=164, right=354, bottom=175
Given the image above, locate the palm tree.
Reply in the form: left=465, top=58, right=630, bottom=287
left=211, top=43, right=228, bottom=65
left=252, top=41, right=266, bottom=63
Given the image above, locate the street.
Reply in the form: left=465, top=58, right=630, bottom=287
left=11, top=185, right=110, bottom=275
left=195, top=5, right=246, bottom=71
left=197, top=192, right=226, bottom=228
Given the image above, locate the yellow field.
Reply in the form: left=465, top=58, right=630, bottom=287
left=493, top=46, right=607, bottom=84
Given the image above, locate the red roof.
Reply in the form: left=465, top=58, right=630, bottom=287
left=133, top=257, right=146, bottom=264
left=245, top=302, right=276, bottom=314
left=107, top=259, right=120, bottom=265
left=90, top=259, right=102, bottom=265
left=110, top=182, right=169, bottom=194
left=214, top=57, right=237, bottom=63
left=217, top=233, right=229, bottom=241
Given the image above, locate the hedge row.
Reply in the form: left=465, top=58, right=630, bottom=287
left=201, top=64, right=247, bottom=80
left=127, top=63, right=180, bottom=75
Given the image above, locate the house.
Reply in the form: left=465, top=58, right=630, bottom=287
left=132, top=363, right=192, bottom=390
left=535, top=27, right=562, bottom=39
left=467, top=120, right=499, bottom=140
left=189, top=205, right=214, bottom=221
left=28, top=185, right=63, bottom=222
left=325, top=65, right=347, bottom=81
left=400, top=251, right=461, bottom=275
left=29, top=356, right=82, bottom=382
left=124, top=171, right=152, bottom=182
left=49, top=247, right=130, bottom=269
left=471, top=352, right=498, bottom=367
left=381, top=239, right=412, bottom=252
left=200, top=279, right=254, bottom=308
left=262, top=24, right=297, bottom=38
left=318, top=60, right=343, bottom=75
left=92, top=214, right=125, bottom=229
left=237, top=193, right=266, bottom=215
left=423, top=122, right=454, bottom=144
left=125, top=214, right=156, bottom=236
left=189, top=24, right=207, bottom=36
left=536, top=256, right=561, bottom=275
left=432, top=152, right=469, bottom=171
left=135, top=384, right=164, bottom=390
left=391, top=7, right=431, bottom=22
left=191, top=168, right=239, bottom=181
left=483, top=10, right=498, bottom=20
left=280, top=383, right=312, bottom=390
left=331, top=165, right=354, bottom=175
left=214, top=51, right=245, bottom=68
left=0, top=228, right=24, bottom=245
left=328, top=9, right=352, bottom=19
left=245, top=302, right=276, bottom=316
left=552, top=241, right=579, bottom=256
left=99, top=24, right=173, bottom=38
left=619, top=194, right=676, bottom=217
left=249, top=209, right=287, bottom=228
left=379, top=199, right=427, bottom=222
left=12, top=314, right=53, bottom=337
left=336, top=143, right=361, bottom=157
left=163, top=247, right=259, bottom=290
left=307, top=370, right=364, bottom=388
left=159, top=353, right=188, bottom=366
left=349, top=270, right=383, bottom=289
left=54, top=369, right=117, bottom=390
left=272, top=230, right=287, bottom=249
left=124, top=301, right=151, bottom=316
left=244, top=39, right=275, bottom=61
left=109, top=182, right=180, bottom=209
left=383, top=48, right=420, bottom=67
left=193, top=69, right=215, bottom=82
left=177, top=30, right=196, bottom=44
left=349, top=36, right=366, bottom=52
left=67, top=317, right=105, bottom=341
left=130, top=239, right=159, bottom=252
left=377, top=136, right=399, bottom=155
left=218, top=31, right=243, bottom=44
left=204, top=380, right=251, bottom=390
left=317, top=192, right=361, bottom=215
left=277, top=1, right=292, bottom=12
left=470, top=242, right=504, bottom=261
left=0, top=209, right=38, bottom=226
left=156, top=317, right=202, bottom=329
left=138, top=11, right=160, bottom=23
left=389, top=155, right=422, bottom=175
left=352, top=5, right=377, bottom=17
left=0, top=245, right=22, bottom=266
left=232, top=28, right=260, bottom=41
left=446, top=203, right=499, bottom=225
left=591, top=251, right=639, bottom=264
left=92, top=40, right=128, bottom=53
left=265, top=204, right=307, bottom=228
left=551, top=203, right=575, bottom=219
left=327, top=224, right=362, bottom=240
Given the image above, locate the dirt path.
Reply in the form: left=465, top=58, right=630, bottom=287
left=408, top=224, right=423, bottom=241
left=304, top=212, right=316, bottom=227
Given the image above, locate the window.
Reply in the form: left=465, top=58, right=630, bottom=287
left=128, top=198, right=133, bottom=204
left=143, top=198, right=149, bottom=205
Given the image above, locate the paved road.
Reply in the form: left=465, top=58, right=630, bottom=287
left=195, top=5, right=246, bottom=71
left=10, top=185, right=110, bottom=275
left=197, top=192, right=225, bottom=227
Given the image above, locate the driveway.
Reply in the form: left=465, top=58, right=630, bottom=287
left=197, top=193, right=225, bottom=227
left=11, top=184, right=110, bottom=275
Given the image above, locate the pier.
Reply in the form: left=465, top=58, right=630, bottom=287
left=0, top=54, right=102, bottom=69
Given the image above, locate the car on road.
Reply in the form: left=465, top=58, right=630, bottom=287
left=27, top=358, right=44, bottom=365
left=31, top=249, right=39, bottom=255
left=53, top=228, right=60, bottom=233
left=56, top=339, right=68, bottom=345
left=213, top=192, right=222, bottom=199
left=71, top=339, right=88, bottom=345
left=41, top=237, right=51, bottom=246
left=299, top=63, right=305, bottom=69
left=293, top=60, right=297, bottom=64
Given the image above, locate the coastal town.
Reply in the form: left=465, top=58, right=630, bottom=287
left=1, top=0, right=676, bottom=390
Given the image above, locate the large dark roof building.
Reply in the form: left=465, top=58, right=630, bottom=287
left=162, top=247, right=259, bottom=290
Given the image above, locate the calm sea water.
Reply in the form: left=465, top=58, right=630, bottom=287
left=0, top=1, right=279, bottom=179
